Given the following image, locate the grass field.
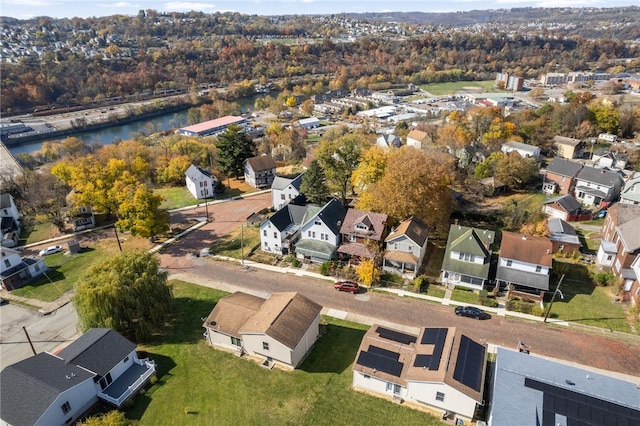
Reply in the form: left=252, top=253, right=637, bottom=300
left=451, top=287, right=480, bottom=305
left=156, top=178, right=257, bottom=210
left=209, top=225, right=261, bottom=258
left=419, top=80, right=498, bottom=96
left=11, top=230, right=151, bottom=302
left=126, top=281, right=441, bottom=425
left=545, top=261, right=631, bottom=333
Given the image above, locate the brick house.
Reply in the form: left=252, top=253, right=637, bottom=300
left=542, top=158, right=583, bottom=196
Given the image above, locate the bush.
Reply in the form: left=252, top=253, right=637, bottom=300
left=506, top=299, right=536, bottom=314
left=479, top=290, right=499, bottom=308
left=412, top=276, right=425, bottom=293
left=291, top=258, right=300, bottom=268
left=592, top=271, right=615, bottom=287
left=532, top=305, right=544, bottom=316
left=319, top=261, right=332, bottom=276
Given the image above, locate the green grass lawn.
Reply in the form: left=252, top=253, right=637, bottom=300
left=419, top=80, right=498, bottom=95
left=156, top=187, right=200, bottom=210
left=20, top=222, right=59, bottom=245
left=127, top=281, right=441, bottom=425
left=11, top=249, right=105, bottom=301
left=545, top=262, right=631, bottom=333
left=451, top=287, right=479, bottom=304
left=209, top=225, right=261, bottom=258
left=423, top=283, right=446, bottom=298
left=11, top=230, right=151, bottom=302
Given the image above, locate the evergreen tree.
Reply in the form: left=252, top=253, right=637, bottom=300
left=74, top=251, right=173, bottom=342
left=215, top=125, right=255, bottom=179
left=300, top=159, right=330, bottom=204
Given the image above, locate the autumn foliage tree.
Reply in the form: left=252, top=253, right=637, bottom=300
left=74, top=251, right=173, bottom=342
left=356, top=147, right=455, bottom=235
left=315, top=134, right=367, bottom=205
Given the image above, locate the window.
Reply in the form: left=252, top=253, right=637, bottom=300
left=123, top=356, right=129, bottom=363
left=263, top=230, right=267, bottom=236
left=273, top=232, right=277, bottom=238
left=349, top=234, right=356, bottom=242
left=231, top=337, right=241, bottom=347
left=281, top=194, right=286, bottom=200
left=312, top=231, right=316, bottom=238
left=355, top=223, right=368, bottom=231
left=262, top=342, right=270, bottom=351
left=315, top=220, right=322, bottom=226
left=386, top=382, right=401, bottom=394
left=506, top=260, right=513, bottom=267
left=61, top=402, right=71, bottom=415
left=363, top=374, right=370, bottom=379
left=3, top=259, right=9, bottom=268
left=458, top=253, right=475, bottom=262
left=435, top=392, right=445, bottom=402
left=536, top=265, right=542, bottom=273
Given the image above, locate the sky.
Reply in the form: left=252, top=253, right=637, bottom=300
left=1, top=0, right=639, bottom=20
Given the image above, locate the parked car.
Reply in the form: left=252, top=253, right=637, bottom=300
left=454, top=305, right=488, bottom=320
left=334, top=280, right=359, bottom=294
left=39, top=245, right=63, bottom=256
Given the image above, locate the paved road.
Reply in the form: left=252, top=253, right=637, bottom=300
left=157, top=196, right=640, bottom=379
left=0, top=303, right=79, bottom=369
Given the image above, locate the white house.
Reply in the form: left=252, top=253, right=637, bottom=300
left=619, top=173, right=640, bottom=205
left=243, top=155, right=276, bottom=189
left=383, top=217, right=430, bottom=279
left=203, top=291, right=322, bottom=369
left=574, top=166, right=624, bottom=207
left=271, top=173, right=304, bottom=210
left=298, top=117, right=320, bottom=130
left=185, top=164, right=218, bottom=200
left=260, top=197, right=307, bottom=255
left=496, top=231, right=553, bottom=301
left=0, top=328, right=155, bottom=426
left=1, top=193, right=21, bottom=236
left=1, top=247, right=46, bottom=291
left=295, top=198, right=347, bottom=263
left=353, top=325, right=486, bottom=422
left=501, top=141, right=540, bottom=158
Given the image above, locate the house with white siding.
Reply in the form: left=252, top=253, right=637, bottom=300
left=295, top=198, right=347, bottom=263
left=271, top=173, right=304, bottom=210
left=574, top=166, right=624, bottom=207
left=0, top=329, right=155, bottom=426
left=496, top=231, right=553, bottom=302
left=260, top=196, right=307, bottom=255
left=1, top=247, right=46, bottom=291
left=353, top=325, right=487, bottom=422
left=203, top=291, right=322, bottom=369
left=185, top=164, right=218, bottom=200
left=441, top=224, right=495, bottom=290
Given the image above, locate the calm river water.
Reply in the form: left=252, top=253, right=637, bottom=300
left=8, top=94, right=266, bottom=156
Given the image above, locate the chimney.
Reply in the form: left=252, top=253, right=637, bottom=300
left=454, top=218, right=459, bottom=226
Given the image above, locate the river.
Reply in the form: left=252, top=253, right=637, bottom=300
left=7, top=94, right=269, bottom=156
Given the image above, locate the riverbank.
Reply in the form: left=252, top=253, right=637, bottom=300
left=1, top=103, right=192, bottom=147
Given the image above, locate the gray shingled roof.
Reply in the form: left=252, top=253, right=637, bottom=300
left=268, top=200, right=307, bottom=232
left=271, top=173, right=304, bottom=191
left=496, top=265, right=550, bottom=290
left=301, top=198, right=346, bottom=236
left=544, top=157, right=583, bottom=177
left=576, top=166, right=624, bottom=187
left=543, top=194, right=581, bottom=213
left=490, top=348, right=640, bottom=426
left=185, top=164, right=215, bottom=181
left=0, top=353, right=95, bottom=426
left=57, top=328, right=136, bottom=376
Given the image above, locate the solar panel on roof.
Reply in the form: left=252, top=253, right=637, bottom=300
left=368, top=345, right=400, bottom=361
left=413, top=354, right=432, bottom=368
left=375, top=326, right=417, bottom=345
left=356, top=351, right=404, bottom=377
left=421, top=328, right=448, bottom=345
left=452, top=335, right=485, bottom=391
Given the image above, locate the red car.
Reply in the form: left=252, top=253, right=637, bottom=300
left=334, top=280, right=359, bottom=294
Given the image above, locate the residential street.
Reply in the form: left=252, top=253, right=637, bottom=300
left=157, top=195, right=640, bottom=380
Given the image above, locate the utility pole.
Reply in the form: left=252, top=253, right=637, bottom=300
left=23, top=326, right=36, bottom=356
left=241, top=224, right=244, bottom=266
left=113, top=226, right=122, bottom=252
left=544, top=274, right=565, bottom=323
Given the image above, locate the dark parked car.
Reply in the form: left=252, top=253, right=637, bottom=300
left=334, top=280, right=359, bottom=294
left=454, top=305, right=488, bottom=320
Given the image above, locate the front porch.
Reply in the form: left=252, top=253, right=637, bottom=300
left=98, top=358, right=156, bottom=407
